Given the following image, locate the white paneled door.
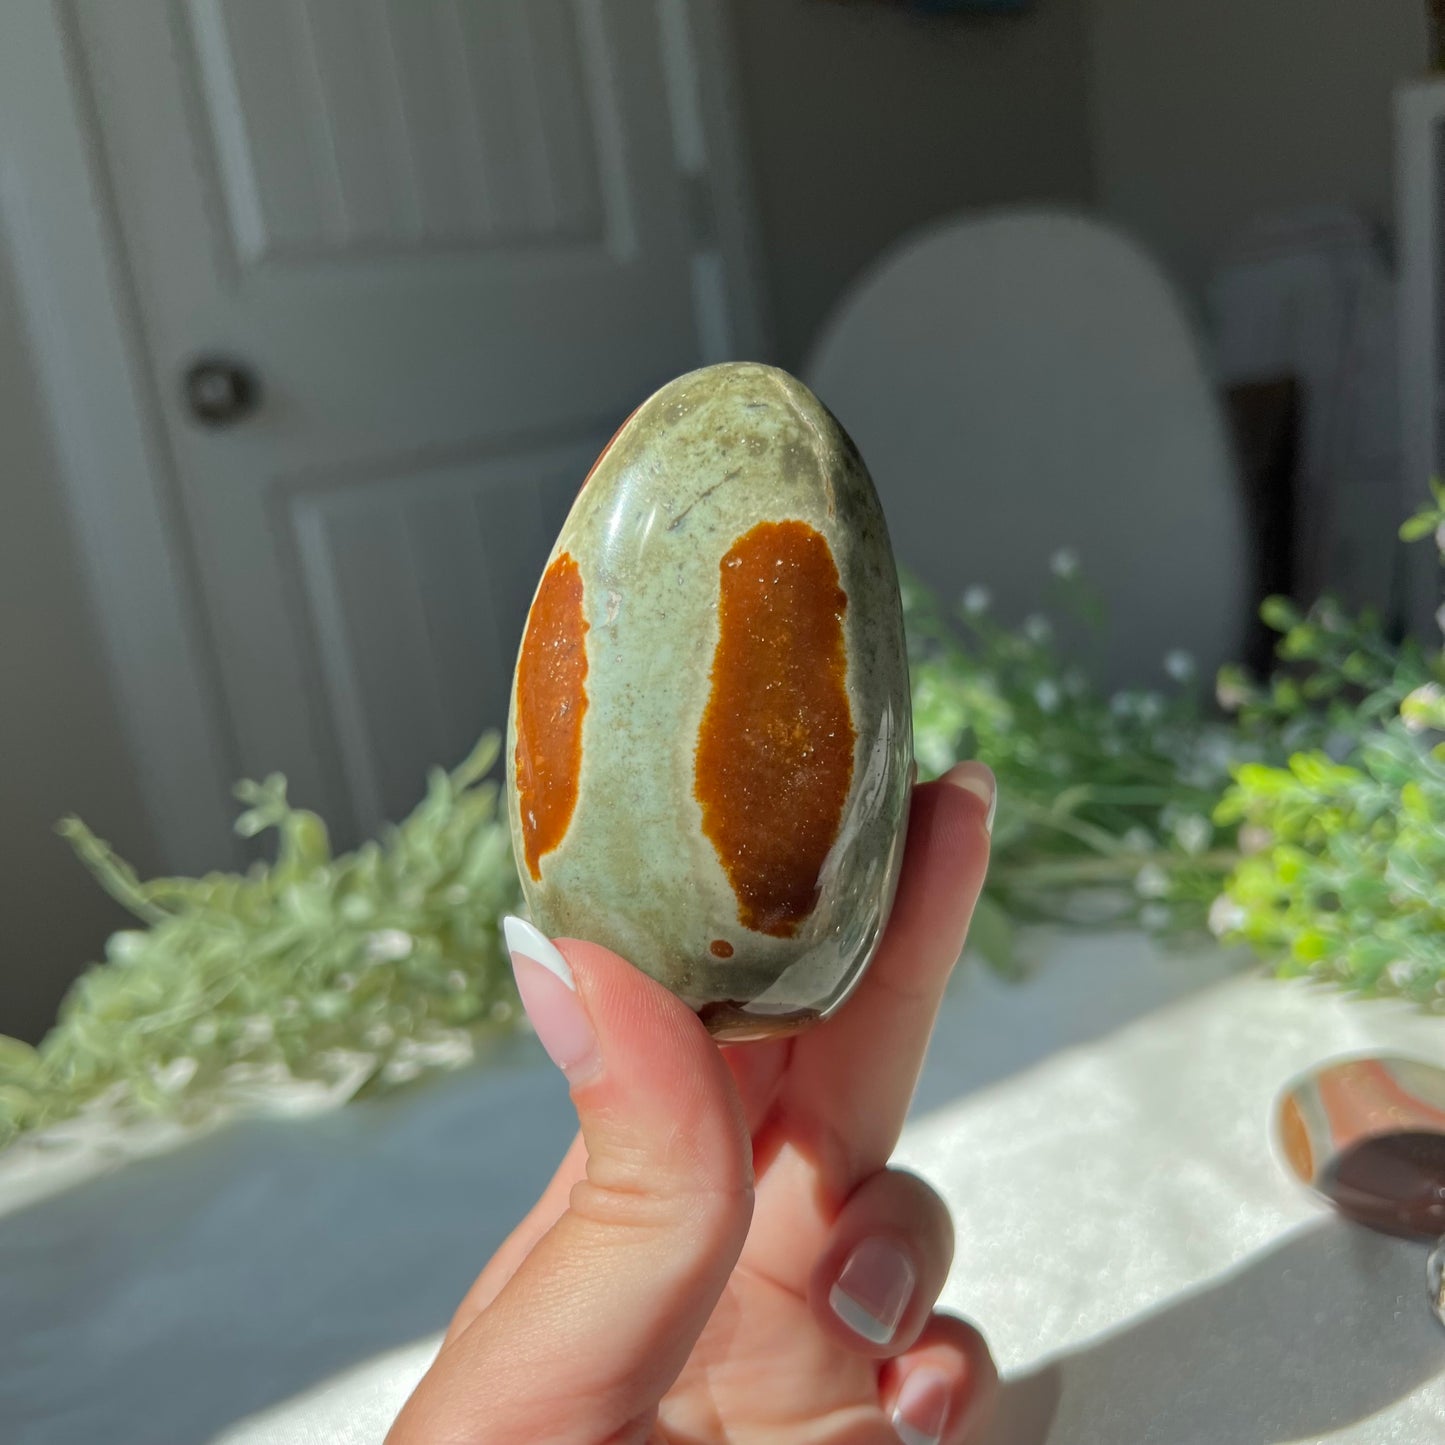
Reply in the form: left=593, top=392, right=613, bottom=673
left=64, top=0, right=760, bottom=844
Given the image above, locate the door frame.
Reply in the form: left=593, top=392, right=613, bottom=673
left=0, top=0, right=770, bottom=872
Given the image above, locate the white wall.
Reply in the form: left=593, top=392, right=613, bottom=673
left=0, top=236, right=158, bottom=1043
left=727, top=0, right=1096, bottom=368
left=1087, top=0, right=1429, bottom=299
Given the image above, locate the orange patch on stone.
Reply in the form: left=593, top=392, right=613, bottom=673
left=709, top=939, right=735, bottom=959
left=1279, top=1095, right=1315, bottom=1183
left=514, top=553, right=589, bottom=880
left=694, top=520, right=855, bottom=938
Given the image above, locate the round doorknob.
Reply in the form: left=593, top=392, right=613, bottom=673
left=183, top=357, right=260, bottom=426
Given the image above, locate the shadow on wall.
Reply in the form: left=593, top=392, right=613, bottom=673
left=981, top=1220, right=1443, bottom=1444
left=727, top=0, right=1095, bottom=368
left=0, top=215, right=156, bottom=1046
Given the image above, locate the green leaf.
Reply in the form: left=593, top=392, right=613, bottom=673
left=1400, top=512, right=1440, bottom=542
left=966, top=893, right=1019, bottom=978
left=1259, top=596, right=1304, bottom=632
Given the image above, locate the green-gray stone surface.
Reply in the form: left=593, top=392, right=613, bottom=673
left=506, top=362, right=912, bottom=1039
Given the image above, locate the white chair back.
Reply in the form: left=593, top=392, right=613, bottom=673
left=805, top=208, right=1247, bottom=689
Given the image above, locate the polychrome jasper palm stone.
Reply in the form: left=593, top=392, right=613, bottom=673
left=505, top=362, right=912, bottom=1040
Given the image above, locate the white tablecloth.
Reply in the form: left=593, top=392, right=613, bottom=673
left=3, top=933, right=1442, bottom=1444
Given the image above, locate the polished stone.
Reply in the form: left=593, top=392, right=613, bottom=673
left=506, top=363, right=912, bottom=1039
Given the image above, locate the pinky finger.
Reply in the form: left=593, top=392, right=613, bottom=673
left=880, top=1314, right=998, bottom=1445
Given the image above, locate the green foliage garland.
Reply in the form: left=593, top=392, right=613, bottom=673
left=1208, top=489, right=1445, bottom=1004
left=0, top=735, right=521, bottom=1149
left=4, top=497, right=1444, bottom=1149
left=906, top=557, right=1240, bottom=974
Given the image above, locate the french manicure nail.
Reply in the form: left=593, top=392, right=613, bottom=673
left=892, top=1365, right=951, bottom=1445
left=503, top=916, right=599, bottom=1081
left=829, top=1236, right=916, bottom=1345
left=944, top=762, right=997, bottom=834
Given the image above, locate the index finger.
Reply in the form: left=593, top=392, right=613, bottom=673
left=785, top=763, right=993, bottom=1182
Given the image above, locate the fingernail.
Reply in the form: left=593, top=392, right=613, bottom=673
left=943, top=761, right=996, bottom=834
left=892, top=1364, right=951, bottom=1445
left=829, top=1237, right=916, bottom=1345
left=503, top=916, right=599, bottom=1081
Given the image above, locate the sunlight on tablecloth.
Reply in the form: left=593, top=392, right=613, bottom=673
left=5, top=933, right=1442, bottom=1445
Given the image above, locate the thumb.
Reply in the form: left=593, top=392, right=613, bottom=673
left=390, top=917, right=754, bottom=1445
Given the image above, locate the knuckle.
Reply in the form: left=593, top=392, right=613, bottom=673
left=568, top=1166, right=754, bottom=1250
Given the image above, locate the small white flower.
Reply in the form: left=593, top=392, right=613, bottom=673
left=152, top=1056, right=199, bottom=1093
left=1387, top=959, right=1420, bottom=989
left=339, top=896, right=373, bottom=923
left=1123, top=826, right=1155, bottom=853
left=190, top=1019, right=218, bottom=1046
left=1172, top=813, right=1212, bottom=856
left=240, top=1015, right=274, bottom=1047
left=1216, top=675, right=1250, bottom=712
left=1033, top=679, right=1061, bottom=713
left=1238, top=823, right=1273, bottom=856
left=1208, top=894, right=1246, bottom=938
left=962, top=585, right=992, bottom=615
left=1401, top=683, right=1445, bottom=734
left=1050, top=547, right=1080, bottom=579
left=107, top=930, right=148, bottom=964
left=310, top=992, right=349, bottom=1021
left=1135, top=863, right=1170, bottom=899
left=444, top=884, right=469, bottom=906
left=1164, top=649, right=1196, bottom=682
left=1023, top=614, right=1053, bottom=644
left=365, top=928, right=414, bottom=963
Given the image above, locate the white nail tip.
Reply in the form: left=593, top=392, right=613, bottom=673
left=948, top=773, right=996, bottom=834
left=891, top=1416, right=941, bottom=1445
left=828, top=1283, right=897, bottom=1345
left=891, top=1365, right=952, bottom=1445
left=502, top=915, right=575, bottom=991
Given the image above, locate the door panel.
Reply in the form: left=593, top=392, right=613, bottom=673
left=190, top=0, right=612, bottom=260
left=71, top=0, right=725, bottom=842
left=288, top=439, right=588, bottom=833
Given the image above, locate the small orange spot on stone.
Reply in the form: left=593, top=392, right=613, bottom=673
left=694, top=520, right=856, bottom=937
left=515, top=554, right=589, bottom=881
left=1280, top=1095, right=1314, bottom=1182
left=709, top=939, right=734, bottom=959
left=580, top=406, right=640, bottom=492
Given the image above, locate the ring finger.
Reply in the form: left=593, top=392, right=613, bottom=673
left=809, top=1167, right=956, bottom=1358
